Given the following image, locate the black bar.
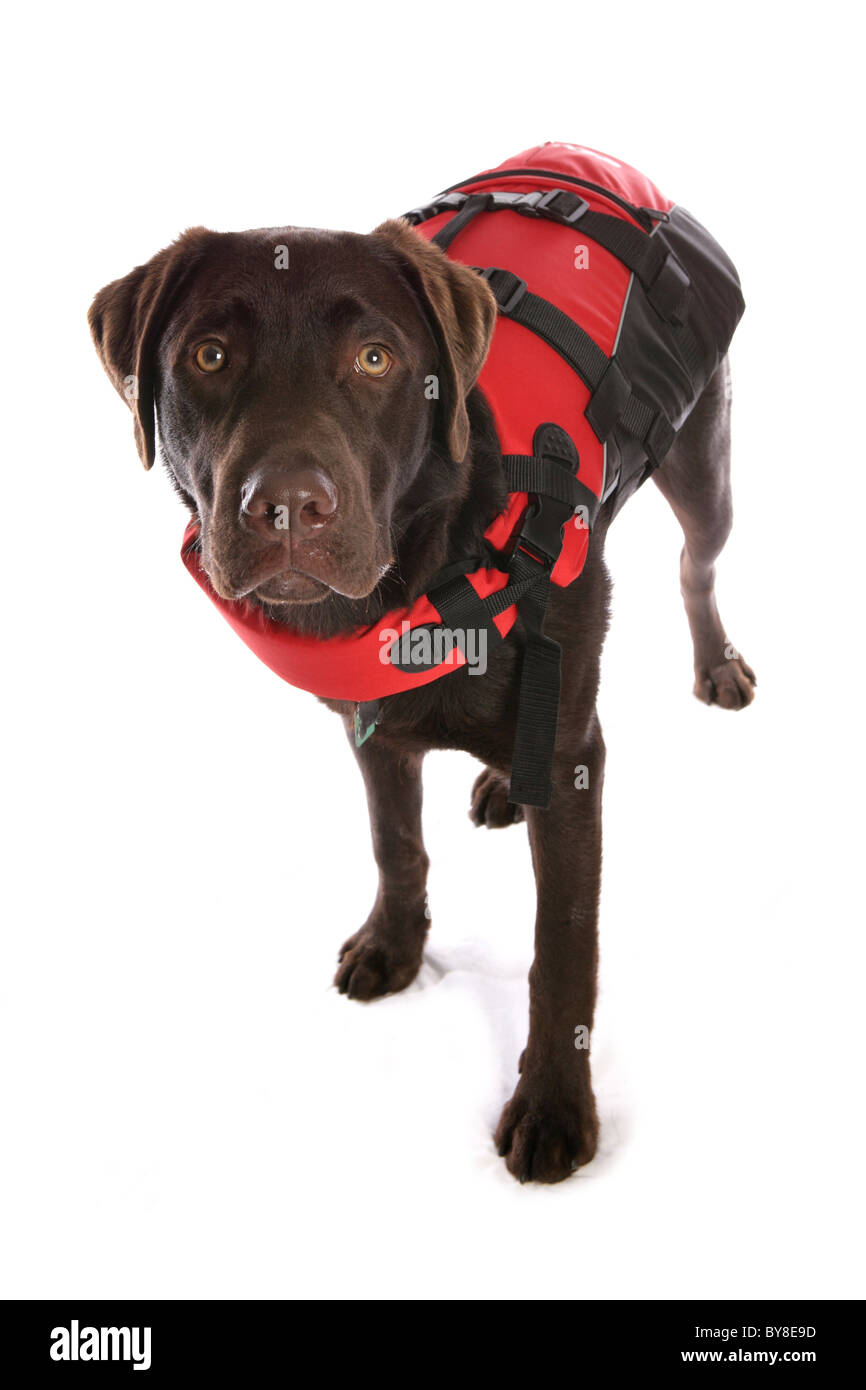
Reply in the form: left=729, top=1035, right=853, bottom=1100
left=2, top=1299, right=860, bottom=1376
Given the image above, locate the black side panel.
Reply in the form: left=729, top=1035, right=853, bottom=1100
left=608, top=206, right=745, bottom=515
left=664, top=205, right=746, bottom=383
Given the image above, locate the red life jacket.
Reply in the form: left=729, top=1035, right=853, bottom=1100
left=182, top=142, right=744, bottom=805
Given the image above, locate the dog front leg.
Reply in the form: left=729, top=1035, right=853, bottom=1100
left=334, top=730, right=430, bottom=1001
left=495, top=716, right=604, bottom=1182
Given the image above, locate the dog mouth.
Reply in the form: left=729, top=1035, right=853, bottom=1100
left=206, top=561, right=331, bottom=605
left=205, top=552, right=388, bottom=607
left=249, top=570, right=331, bottom=604
left=202, top=524, right=392, bottom=607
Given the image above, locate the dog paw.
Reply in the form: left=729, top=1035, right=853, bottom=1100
left=469, top=767, right=524, bottom=828
left=694, top=649, right=756, bottom=710
left=494, top=1082, right=598, bottom=1184
left=334, top=925, right=425, bottom=1001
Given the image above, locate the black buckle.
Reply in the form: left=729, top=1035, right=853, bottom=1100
left=480, top=266, right=528, bottom=314
left=645, top=412, right=676, bottom=467
left=516, top=494, right=574, bottom=568
left=647, top=252, right=690, bottom=326
left=489, top=188, right=589, bottom=227
left=488, top=191, right=534, bottom=213
left=585, top=357, right=632, bottom=443
left=402, top=192, right=467, bottom=225
left=499, top=191, right=547, bottom=216
left=535, top=188, right=590, bottom=224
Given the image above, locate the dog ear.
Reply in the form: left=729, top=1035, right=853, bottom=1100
left=87, top=228, right=213, bottom=469
left=372, top=218, right=497, bottom=462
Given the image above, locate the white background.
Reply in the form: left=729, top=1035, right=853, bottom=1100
left=2, top=0, right=863, bottom=1300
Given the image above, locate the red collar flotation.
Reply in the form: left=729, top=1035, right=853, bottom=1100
left=181, top=142, right=744, bottom=805
left=181, top=519, right=523, bottom=702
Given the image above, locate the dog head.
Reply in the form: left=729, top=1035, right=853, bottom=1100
left=89, top=219, right=496, bottom=609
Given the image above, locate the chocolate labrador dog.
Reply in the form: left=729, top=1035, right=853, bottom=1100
left=89, top=216, right=755, bottom=1183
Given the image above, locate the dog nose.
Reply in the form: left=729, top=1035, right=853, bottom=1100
left=240, top=467, right=338, bottom=541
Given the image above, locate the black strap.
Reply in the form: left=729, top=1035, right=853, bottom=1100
left=407, top=185, right=690, bottom=326
left=480, top=268, right=610, bottom=389
left=481, top=268, right=675, bottom=468
left=420, top=548, right=495, bottom=590
left=407, top=181, right=685, bottom=467
left=425, top=543, right=547, bottom=632
left=431, top=193, right=491, bottom=251
left=428, top=546, right=560, bottom=808
left=373, top=426, right=596, bottom=809
left=426, top=545, right=562, bottom=808
left=427, top=570, right=502, bottom=655
left=481, top=548, right=551, bottom=617
left=501, top=454, right=598, bottom=518
left=507, top=574, right=561, bottom=807
left=404, top=174, right=660, bottom=234
left=530, top=189, right=690, bottom=325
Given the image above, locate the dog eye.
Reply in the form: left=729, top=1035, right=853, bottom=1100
left=195, top=342, right=227, bottom=373
left=354, top=345, right=392, bottom=378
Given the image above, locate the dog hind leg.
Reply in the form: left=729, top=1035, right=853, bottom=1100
left=652, top=356, right=756, bottom=709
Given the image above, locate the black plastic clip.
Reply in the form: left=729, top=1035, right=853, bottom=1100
left=534, top=188, right=590, bottom=224
left=516, top=495, right=573, bottom=568
left=479, top=266, right=528, bottom=315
